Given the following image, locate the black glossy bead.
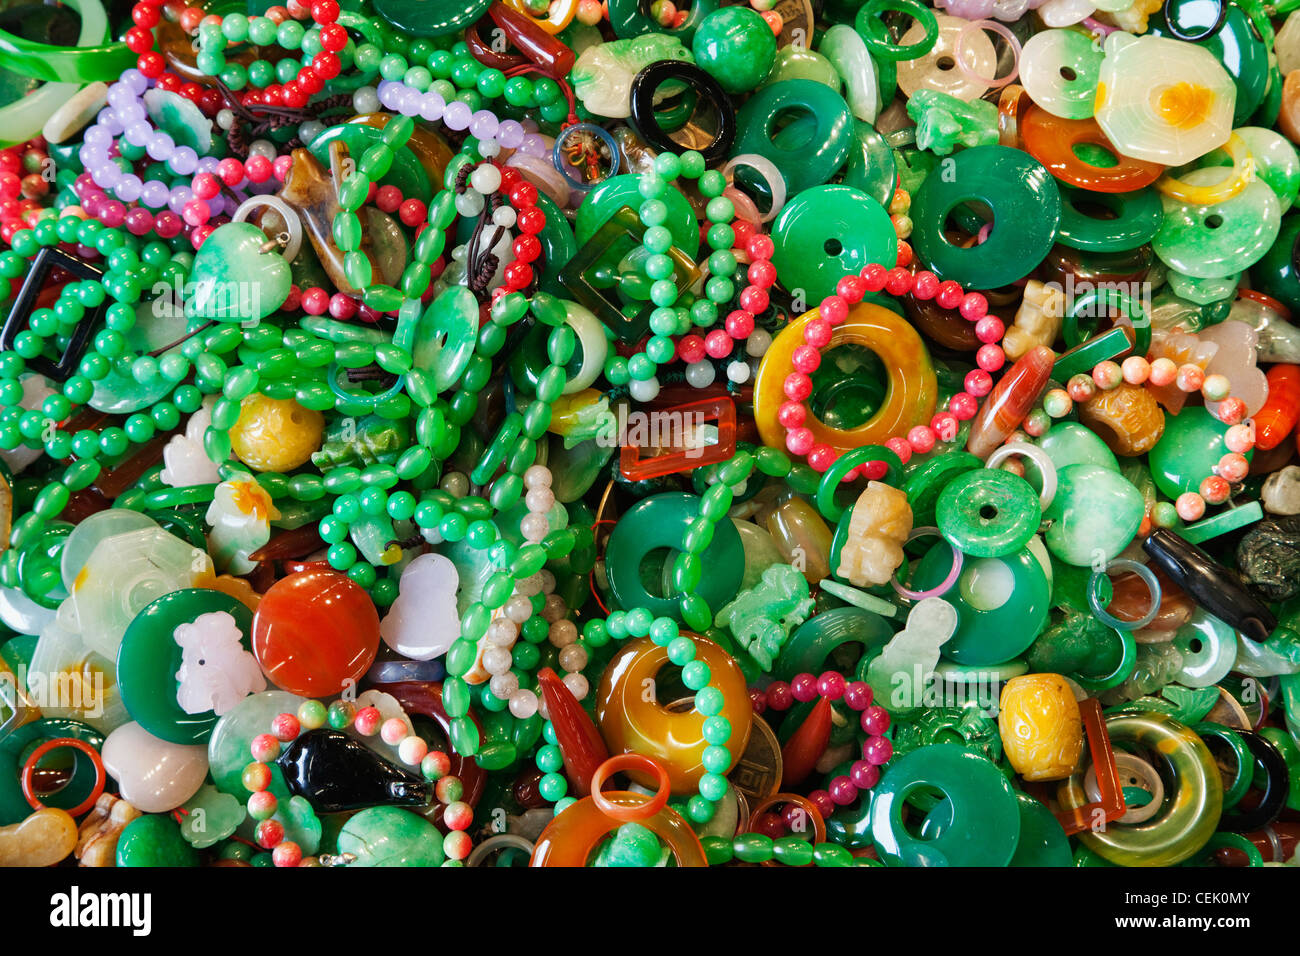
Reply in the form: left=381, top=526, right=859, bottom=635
left=1142, top=528, right=1276, bottom=643
left=276, top=728, right=432, bottom=813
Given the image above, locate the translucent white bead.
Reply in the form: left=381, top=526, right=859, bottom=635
left=490, top=672, right=520, bottom=700
left=523, top=464, right=552, bottom=489
left=455, top=190, right=485, bottom=218
left=562, top=672, right=589, bottom=701
left=542, top=593, right=567, bottom=623
left=509, top=688, right=539, bottom=719
left=549, top=618, right=578, bottom=648
left=352, top=86, right=380, bottom=115
left=505, top=595, right=533, bottom=623
left=477, top=139, right=501, bottom=158
left=492, top=205, right=517, bottom=229
left=470, top=163, right=502, bottom=195
left=629, top=376, right=660, bottom=402
left=216, top=109, right=235, bottom=131
left=538, top=569, right=556, bottom=594
left=520, top=512, right=549, bottom=542
left=685, top=361, right=716, bottom=388
left=297, top=120, right=325, bottom=145
left=727, top=360, right=752, bottom=384
left=487, top=617, right=519, bottom=646
left=482, top=646, right=513, bottom=675
left=525, top=487, right=555, bottom=514
left=558, top=643, right=588, bottom=673
left=247, top=139, right=277, bottom=160
left=746, top=328, right=772, bottom=357
left=515, top=572, right=544, bottom=597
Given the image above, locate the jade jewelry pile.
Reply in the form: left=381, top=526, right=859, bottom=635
left=0, top=0, right=1299, bottom=870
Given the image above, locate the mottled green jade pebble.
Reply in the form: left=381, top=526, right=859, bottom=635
left=337, top=806, right=447, bottom=866
left=762, top=46, right=840, bottom=91
left=1023, top=422, right=1119, bottom=496
left=116, top=813, right=200, bottom=867
left=188, top=222, right=292, bottom=323
left=1043, top=464, right=1145, bottom=566
left=592, top=821, right=666, bottom=866
left=692, top=7, right=777, bottom=94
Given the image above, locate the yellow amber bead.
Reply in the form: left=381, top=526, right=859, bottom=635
left=229, top=394, right=325, bottom=472
left=998, top=673, right=1084, bottom=782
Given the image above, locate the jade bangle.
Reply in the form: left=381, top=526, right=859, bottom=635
left=1071, top=627, right=1136, bottom=694
left=1062, top=710, right=1223, bottom=867
left=0, top=717, right=105, bottom=826
left=773, top=606, right=893, bottom=681
left=1050, top=326, right=1135, bottom=382
left=0, top=0, right=131, bottom=83
left=1062, top=286, right=1152, bottom=358
left=1187, top=832, right=1263, bottom=867
left=372, top=0, right=493, bottom=37
left=901, top=451, right=982, bottom=529
left=891, top=526, right=962, bottom=601
left=1088, top=558, right=1160, bottom=631
left=0, top=0, right=121, bottom=146
left=815, top=444, right=903, bottom=523
left=1055, top=184, right=1164, bottom=254
left=628, top=60, right=736, bottom=166
left=818, top=578, right=900, bottom=618
left=607, top=0, right=719, bottom=42
left=1155, top=135, right=1254, bottom=206
left=984, top=442, right=1057, bottom=510
left=854, top=0, right=939, bottom=63
left=143, top=484, right=219, bottom=510
left=1219, top=730, right=1290, bottom=833
left=1193, top=722, right=1254, bottom=809
left=327, top=362, right=405, bottom=415
left=0, top=77, right=81, bottom=148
